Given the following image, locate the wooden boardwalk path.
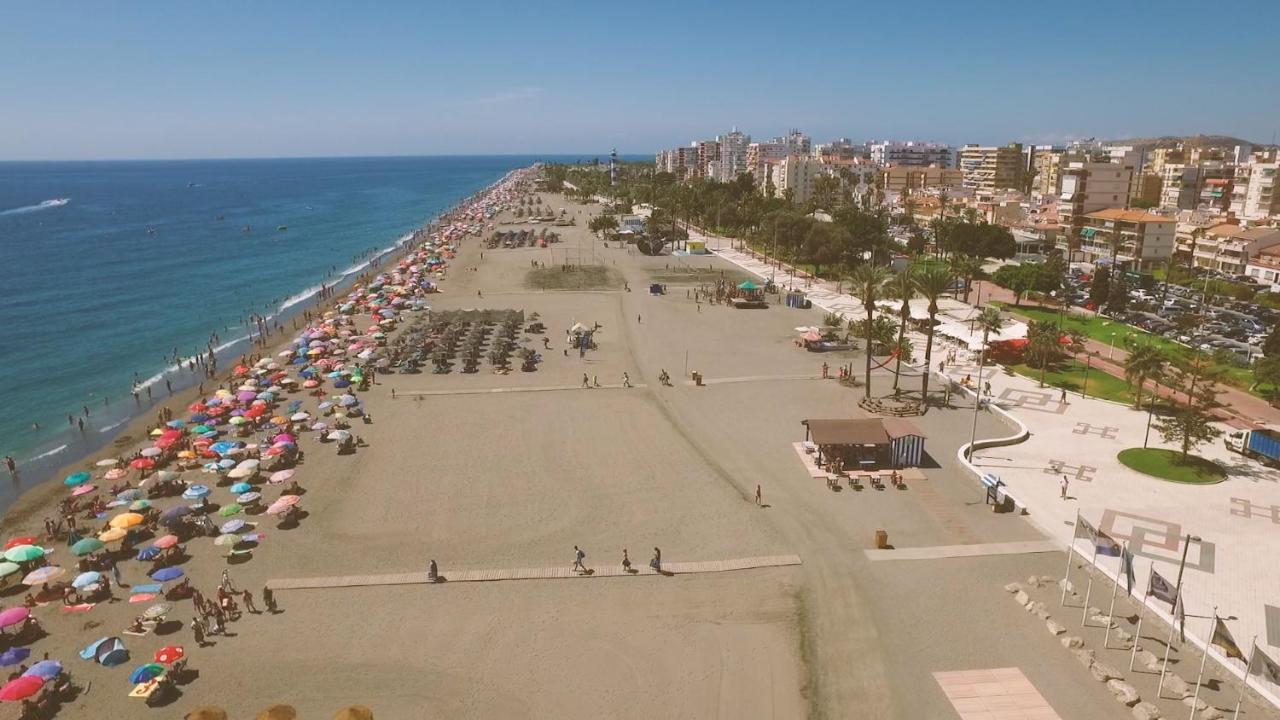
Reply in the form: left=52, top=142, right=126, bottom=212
left=268, top=554, right=802, bottom=591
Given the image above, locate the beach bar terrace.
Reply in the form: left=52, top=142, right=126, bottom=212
left=801, top=418, right=926, bottom=470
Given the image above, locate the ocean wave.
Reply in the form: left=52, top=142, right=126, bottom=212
left=0, top=198, right=69, bottom=216
left=98, top=419, right=127, bottom=433
left=278, top=287, right=323, bottom=312
left=28, top=444, right=68, bottom=462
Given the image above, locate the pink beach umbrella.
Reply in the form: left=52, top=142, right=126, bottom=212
left=71, top=485, right=96, bottom=497
left=0, top=607, right=30, bottom=629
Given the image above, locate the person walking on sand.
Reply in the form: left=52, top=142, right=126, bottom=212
left=262, top=586, right=278, bottom=613
left=242, top=589, right=259, bottom=614
left=593, top=375, right=600, bottom=388
left=191, top=617, right=208, bottom=648
left=755, top=484, right=762, bottom=506
left=1060, top=387, right=1067, bottom=404
left=572, top=545, right=587, bottom=574
left=650, top=547, right=662, bottom=572
left=1060, top=475, right=1069, bottom=500
left=582, top=373, right=590, bottom=388
left=622, top=548, right=631, bottom=573
left=622, top=372, right=631, bottom=388
left=221, top=569, right=235, bottom=593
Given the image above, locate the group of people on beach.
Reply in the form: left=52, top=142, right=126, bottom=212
left=570, top=546, right=664, bottom=575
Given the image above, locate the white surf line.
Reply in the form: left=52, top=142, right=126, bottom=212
left=269, top=554, right=803, bottom=590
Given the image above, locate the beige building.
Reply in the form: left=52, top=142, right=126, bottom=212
left=1245, top=244, right=1280, bottom=289
left=1078, top=208, right=1175, bottom=270
left=770, top=155, right=823, bottom=205
left=1176, top=224, right=1280, bottom=275
left=1057, top=162, right=1132, bottom=235
left=882, top=165, right=963, bottom=193
left=1159, top=164, right=1200, bottom=210
left=958, top=143, right=1024, bottom=193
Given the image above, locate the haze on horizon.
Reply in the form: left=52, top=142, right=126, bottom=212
left=3, top=0, right=1279, bottom=161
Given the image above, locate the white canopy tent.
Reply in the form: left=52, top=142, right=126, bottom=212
left=935, top=320, right=1028, bottom=350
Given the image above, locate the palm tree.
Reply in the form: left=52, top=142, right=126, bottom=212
left=849, top=264, right=891, bottom=398
left=1025, top=320, right=1061, bottom=388
left=966, top=307, right=1005, bottom=457
left=1124, top=343, right=1168, bottom=410
left=915, top=267, right=954, bottom=407
left=887, top=267, right=918, bottom=392
left=948, top=254, right=981, bottom=301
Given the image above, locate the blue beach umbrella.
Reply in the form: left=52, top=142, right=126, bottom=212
left=95, top=638, right=129, bottom=667
left=210, top=442, right=238, bottom=455
left=116, top=489, right=143, bottom=502
left=230, top=482, right=252, bottom=494
left=182, top=485, right=210, bottom=501
left=64, top=472, right=91, bottom=487
left=216, top=459, right=236, bottom=469
left=150, top=567, right=183, bottom=583
left=72, top=571, right=102, bottom=589
left=136, top=546, right=162, bottom=561
left=165, top=420, right=185, bottom=429
left=219, top=519, right=246, bottom=534
left=128, top=663, right=165, bottom=684
left=0, top=648, right=30, bottom=667
left=23, top=660, right=61, bottom=680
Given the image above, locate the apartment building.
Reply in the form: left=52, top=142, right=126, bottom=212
left=714, top=128, right=750, bottom=182
left=882, top=165, right=964, bottom=193
left=770, top=155, right=823, bottom=204
left=1160, top=164, right=1200, bottom=210
left=1230, top=163, right=1280, bottom=220
left=1012, top=223, right=1062, bottom=261
left=1245, top=245, right=1280, bottom=290
left=1057, top=162, right=1132, bottom=235
left=1177, top=224, right=1280, bottom=275
left=870, top=141, right=953, bottom=168
left=958, top=143, right=1024, bottom=192
left=1077, top=208, right=1175, bottom=270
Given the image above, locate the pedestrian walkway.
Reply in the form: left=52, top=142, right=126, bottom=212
left=933, top=667, right=1063, bottom=720
left=684, top=373, right=821, bottom=386
left=268, top=554, right=803, bottom=590
left=399, top=382, right=647, bottom=397
left=864, top=540, right=1060, bottom=562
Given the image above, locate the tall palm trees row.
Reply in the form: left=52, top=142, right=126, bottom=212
left=846, top=264, right=964, bottom=407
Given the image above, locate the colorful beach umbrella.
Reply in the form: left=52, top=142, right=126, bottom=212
left=152, top=534, right=180, bottom=550
left=213, top=533, right=241, bottom=547
left=71, top=571, right=102, bottom=589
left=3, top=537, right=36, bottom=551
left=3, top=545, right=44, bottom=563
left=217, top=503, right=243, bottom=517
left=150, top=567, right=183, bottom=582
left=136, top=547, right=162, bottom=561
left=128, top=663, right=165, bottom=684
left=0, top=607, right=30, bottom=629
left=0, top=563, right=20, bottom=579
left=142, top=603, right=172, bottom=620
left=109, top=512, right=144, bottom=529
left=182, top=485, right=211, bottom=501
left=71, top=484, right=97, bottom=497
left=97, top=528, right=127, bottom=543
left=0, top=675, right=43, bottom=701
left=129, top=458, right=155, bottom=470
left=219, top=519, right=245, bottom=534
left=22, top=566, right=63, bottom=586
left=0, top=648, right=30, bottom=667
left=23, top=660, right=62, bottom=680
left=64, top=471, right=91, bottom=487
left=153, top=646, right=184, bottom=664
left=71, top=538, right=105, bottom=557
left=129, top=499, right=153, bottom=511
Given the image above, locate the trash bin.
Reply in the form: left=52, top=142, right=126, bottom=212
left=874, top=530, right=888, bottom=549
left=692, top=371, right=703, bottom=386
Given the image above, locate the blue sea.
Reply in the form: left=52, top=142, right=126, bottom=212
left=0, top=155, right=555, bottom=504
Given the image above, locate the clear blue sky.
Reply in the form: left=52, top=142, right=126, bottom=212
left=4, top=1, right=1278, bottom=160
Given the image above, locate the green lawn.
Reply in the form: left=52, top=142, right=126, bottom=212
left=995, top=302, right=1263, bottom=397
left=1005, top=359, right=1140, bottom=405
left=1117, top=448, right=1226, bottom=484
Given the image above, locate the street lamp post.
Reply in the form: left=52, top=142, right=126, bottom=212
left=1109, top=332, right=1118, bottom=360
left=967, top=312, right=997, bottom=464
left=1082, top=355, right=1092, bottom=398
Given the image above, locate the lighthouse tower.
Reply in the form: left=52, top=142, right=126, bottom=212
left=609, top=147, right=618, bottom=187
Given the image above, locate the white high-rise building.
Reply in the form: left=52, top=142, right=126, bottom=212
left=714, top=128, right=751, bottom=182
left=870, top=141, right=953, bottom=168
left=1231, top=163, right=1280, bottom=220
left=771, top=155, right=822, bottom=204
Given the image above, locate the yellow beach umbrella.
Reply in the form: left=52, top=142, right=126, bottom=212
left=98, top=527, right=128, bottom=543
left=109, top=512, right=144, bottom=529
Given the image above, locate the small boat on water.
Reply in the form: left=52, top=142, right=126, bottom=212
left=277, top=225, right=288, bottom=232
left=215, top=213, right=225, bottom=220
left=146, top=227, right=158, bottom=235
left=242, top=225, right=252, bottom=233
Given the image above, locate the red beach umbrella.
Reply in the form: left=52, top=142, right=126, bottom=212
left=0, top=675, right=43, bottom=701
left=129, top=458, right=155, bottom=470
left=154, top=645, right=185, bottom=664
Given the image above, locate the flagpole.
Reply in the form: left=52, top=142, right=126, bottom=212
left=1081, top=538, right=1100, bottom=626
left=1158, top=592, right=1181, bottom=698
left=1189, top=607, right=1217, bottom=720
left=1061, top=511, right=1079, bottom=606
left=1130, top=561, right=1152, bottom=672
left=1103, top=555, right=1121, bottom=648
left=1232, top=637, right=1257, bottom=720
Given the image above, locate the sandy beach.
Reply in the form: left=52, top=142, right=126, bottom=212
left=4, top=170, right=1268, bottom=720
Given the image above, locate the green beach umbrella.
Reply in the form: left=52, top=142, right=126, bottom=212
left=217, top=503, right=243, bottom=517
left=0, top=562, right=20, bottom=578
left=129, top=499, right=152, bottom=511
left=737, top=280, right=761, bottom=291
left=3, top=545, right=45, bottom=563
left=71, top=538, right=105, bottom=557
left=213, top=533, right=241, bottom=547
left=64, top=472, right=91, bottom=487
left=192, top=425, right=212, bottom=435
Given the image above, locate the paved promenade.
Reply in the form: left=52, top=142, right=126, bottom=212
left=695, top=228, right=1280, bottom=706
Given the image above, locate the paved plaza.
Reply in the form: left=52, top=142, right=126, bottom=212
left=698, top=229, right=1280, bottom=709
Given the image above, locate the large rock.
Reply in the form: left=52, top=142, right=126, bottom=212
left=1014, top=590, right=1031, bottom=606
left=1164, top=674, right=1192, bottom=699
left=1059, top=578, right=1076, bottom=594
left=1181, top=695, right=1208, bottom=711
left=1047, top=619, right=1067, bottom=636
left=1131, top=701, right=1162, bottom=720
left=1027, top=575, right=1046, bottom=588
left=1135, top=650, right=1161, bottom=672
left=1199, top=706, right=1225, bottom=720
left=1091, top=662, right=1122, bottom=682
left=1107, top=679, right=1141, bottom=706
left=1061, top=635, right=1084, bottom=650
left=1113, top=628, right=1132, bottom=643
left=1090, top=614, right=1118, bottom=629
left=1026, top=600, right=1049, bottom=618
left=1074, top=648, right=1096, bottom=669
left=1004, top=582, right=1023, bottom=594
